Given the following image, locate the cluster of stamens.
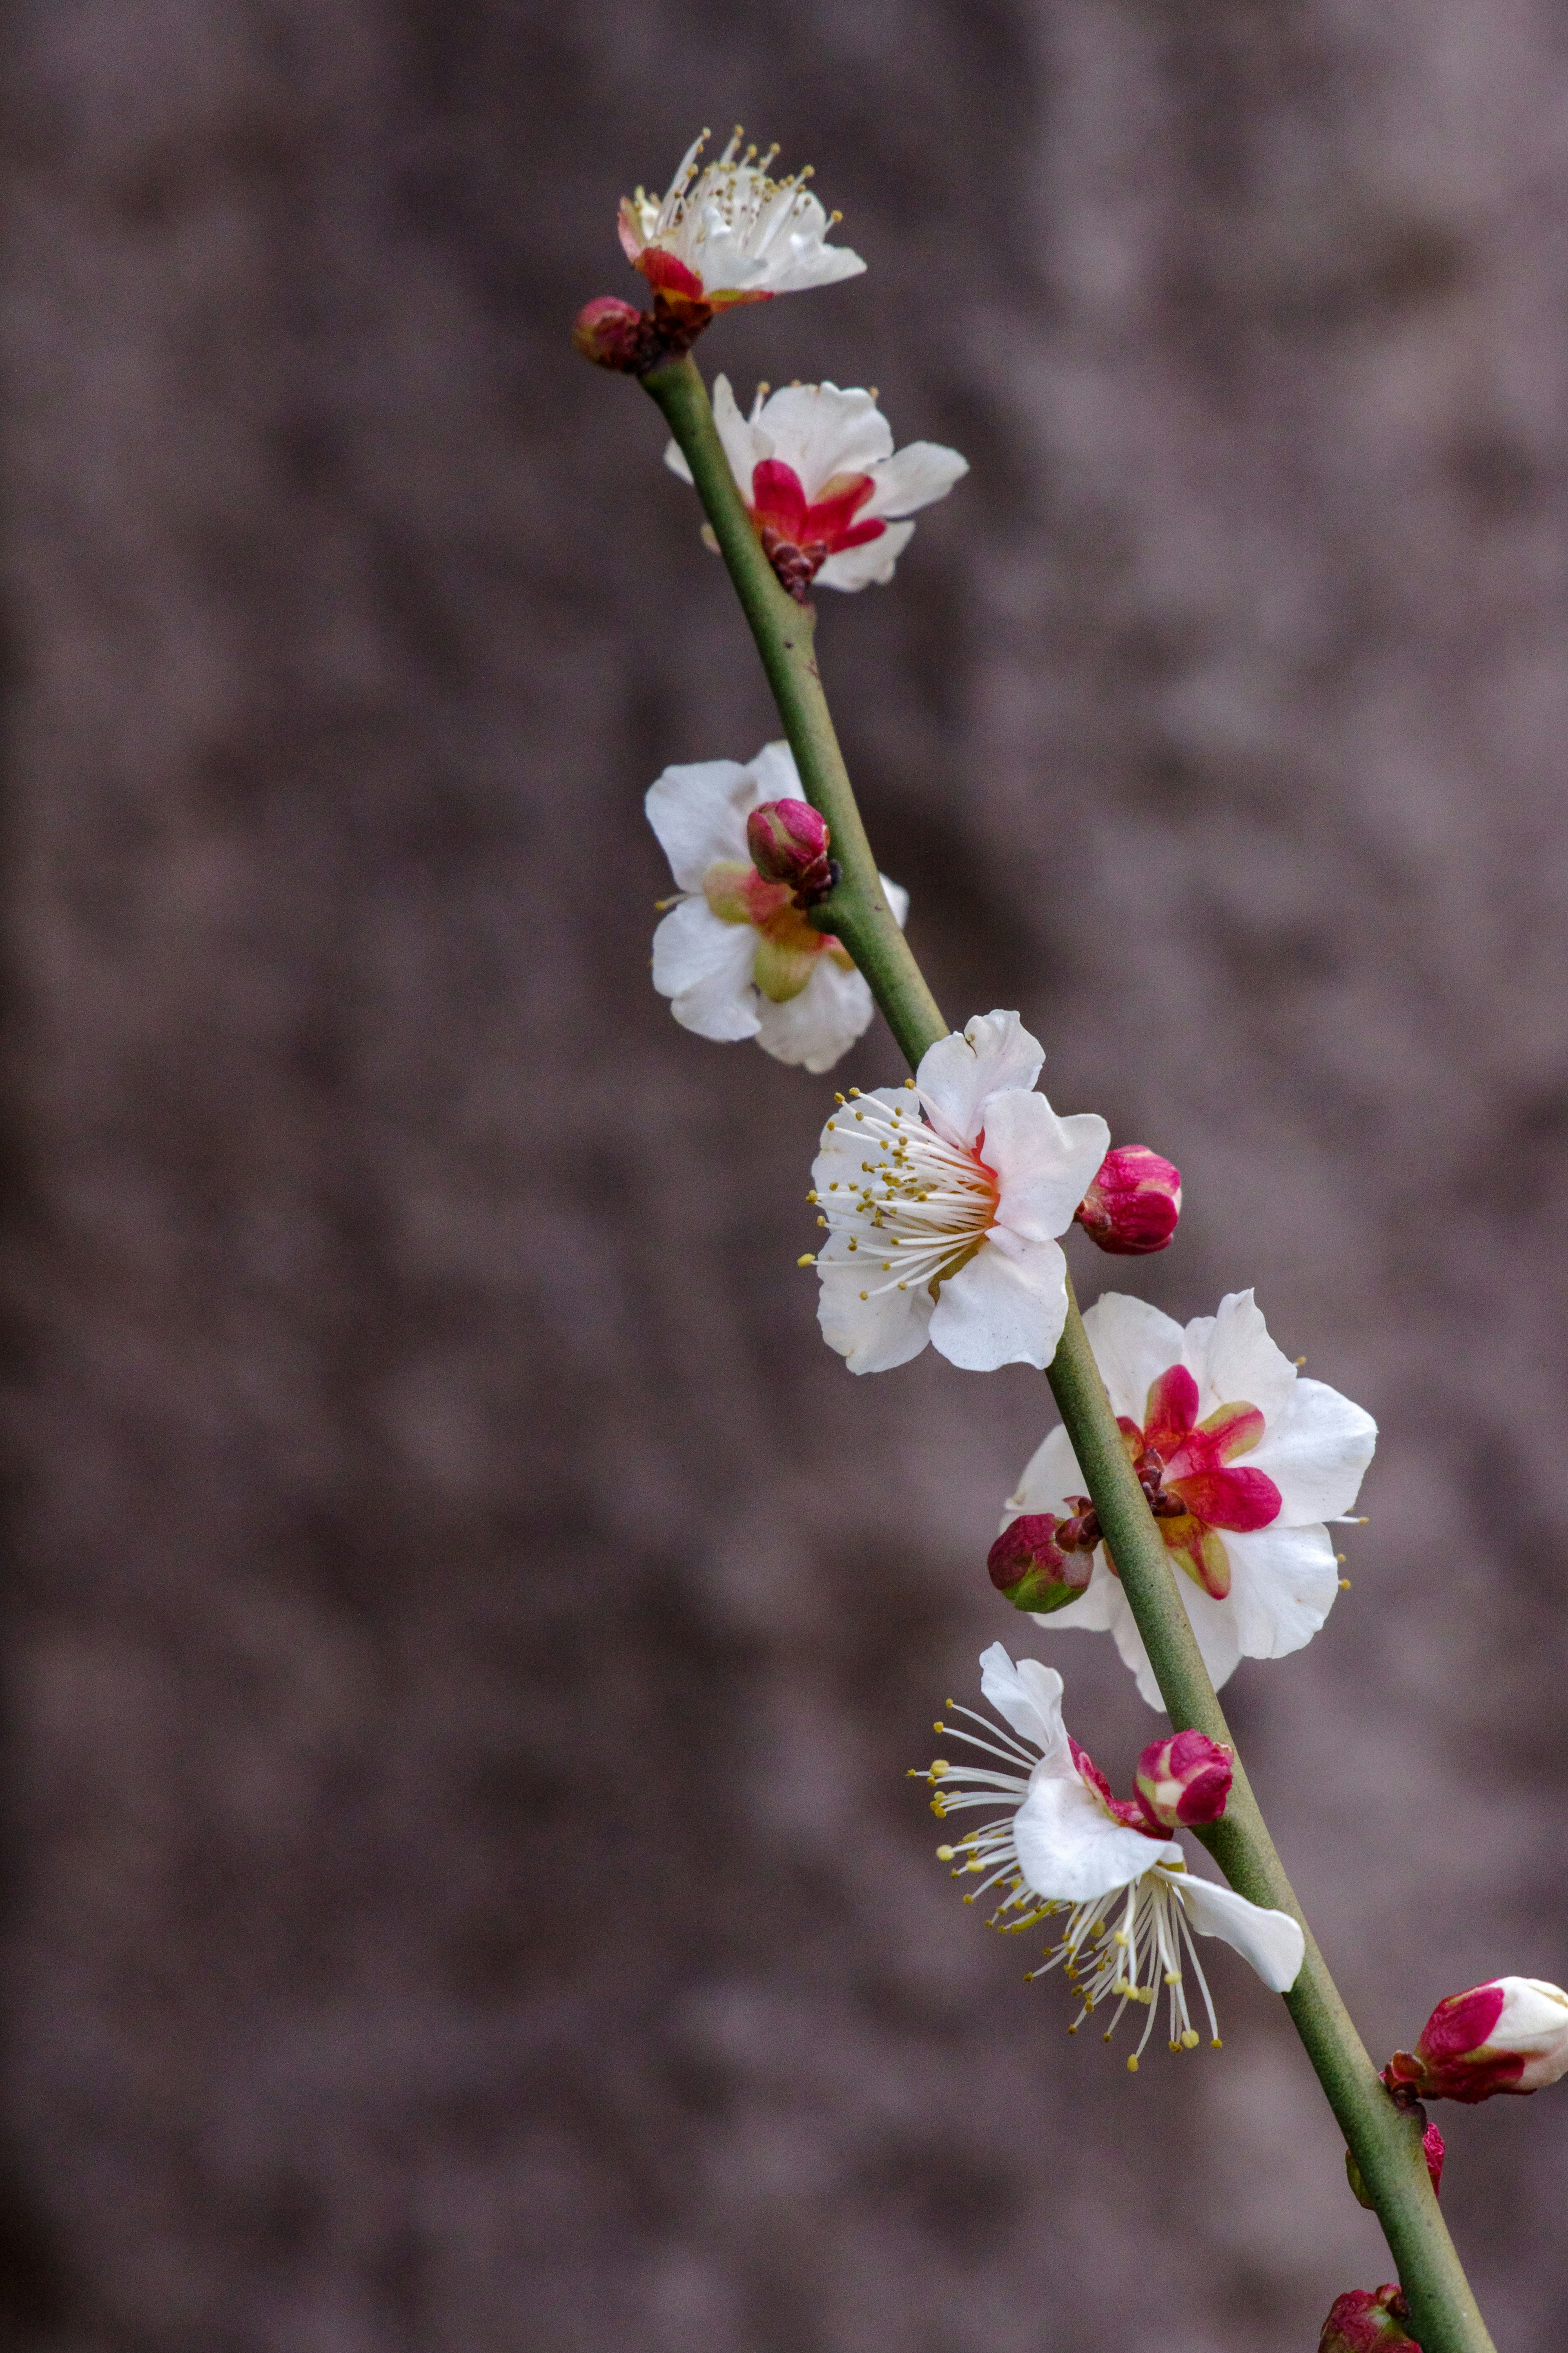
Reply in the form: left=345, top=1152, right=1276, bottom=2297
left=643, top=128, right=828, bottom=250
left=911, top=1703, right=1223, bottom=2072
left=802, top=1085, right=998, bottom=1304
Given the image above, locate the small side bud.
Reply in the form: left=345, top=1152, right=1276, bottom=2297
left=1345, top=2122, right=1442, bottom=2209
left=1133, top=1729, right=1233, bottom=1829
left=746, top=799, right=837, bottom=905
left=1074, top=1144, right=1182, bottom=1256
left=1385, top=1976, right=1568, bottom=2104
left=1318, top=2285, right=1420, bottom=2351
left=572, top=296, right=653, bottom=372
left=987, top=1515, right=1094, bottom=1615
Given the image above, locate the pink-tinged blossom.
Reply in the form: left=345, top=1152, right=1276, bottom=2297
left=1134, top=1730, right=1233, bottom=1831
left=1385, top=1977, right=1568, bottom=2104
left=1319, top=2286, right=1420, bottom=2351
left=809, top=1013, right=1107, bottom=1374
left=1004, top=1291, right=1376, bottom=1705
left=619, top=130, right=865, bottom=311
left=646, top=743, right=906, bottom=1073
left=1074, top=1144, right=1182, bottom=1255
left=666, top=378, right=968, bottom=597
left=918, top=1646, right=1302, bottom=2067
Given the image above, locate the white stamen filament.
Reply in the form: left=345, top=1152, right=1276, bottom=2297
left=819, top=1097, right=998, bottom=1301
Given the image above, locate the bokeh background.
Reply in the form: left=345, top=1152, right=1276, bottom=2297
left=1, top=2, right=1566, bottom=2346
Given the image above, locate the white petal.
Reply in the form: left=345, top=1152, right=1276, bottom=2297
left=915, top=1010, right=1046, bottom=1148
left=751, top=381, right=893, bottom=490
left=879, top=873, right=910, bottom=928
left=1191, top=1290, right=1296, bottom=1425
left=1222, top=1522, right=1339, bottom=1661
left=929, top=1232, right=1068, bottom=1371
left=664, top=437, right=695, bottom=486
left=644, top=758, right=755, bottom=890
left=864, top=440, right=970, bottom=518
left=710, top=374, right=763, bottom=498
left=983, top=1094, right=1110, bottom=1244
left=754, top=959, right=875, bottom=1072
left=1164, top=1870, right=1304, bottom=1994
left=816, top=1248, right=933, bottom=1373
left=1079, top=1291, right=1189, bottom=1422
left=1014, top=1775, right=1178, bottom=1903
left=1245, top=1378, right=1376, bottom=1523
left=1004, top=1422, right=1083, bottom=1520
left=815, top=520, right=914, bottom=592
left=1096, top=1575, right=1242, bottom=1711
left=653, top=903, right=760, bottom=1041
left=976, top=1643, right=1071, bottom=1765
left=811, top=1087, right=905, bottom=1192
left=747, top=740, right=802, bottom=802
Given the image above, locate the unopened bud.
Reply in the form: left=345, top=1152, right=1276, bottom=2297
left=1318, top=2285, right=1420, bottom=2351
left=1133, top=1729, right=1232, bottom=1830
left=1385, top=1976, right=1568, bottom=2104
left=746, top=800, right=836, bottom=902
left=987, top=1515, right=1094, bottom=1615
left=1074, top=1144, right=1182, bottom=1256
left=572, top=296, right=652, bottom=372
left=1346, top=2121, right=1443, bottom=2209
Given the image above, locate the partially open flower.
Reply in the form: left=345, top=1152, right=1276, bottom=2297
left=619, top=129, right=865, bottom=317
left=1385, top=1977, right=1568, bottom=2103
left=1074, top=1144, right=1182, bottom=1255
left=746, top=798, right=835, bottom=901
left=1003, top=1290, right=1376, bottom=1705
left=1318, top=2285, right=1420, bottom=2351
left=917, top=1646, right=1302, bottom=2068
left=646, top=743, right=906, bottom=1073
left=808, top=1012, right=1108, bottom=1374
left=666, top=378, right=967, bottom=599
left=1134, top=1730, right=1233, bottom=1830
left=987, top=1515, right=1093, bottom=1615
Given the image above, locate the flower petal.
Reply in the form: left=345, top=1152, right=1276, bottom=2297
left=929, top=1231, right=1068, bottom=1371
left=864, top=439, right=970, bottom=517
left=1189, top=1290, right=1297, bottom=1426
left=754, top=958, right=875, bottom=1072
left=815, top=1247, right=934, bottom=1373
left=1163, top=1869, right=1304, bottom=1993
left=815, top=520, right=914, bottom=591
left=751, top=381, right=893, bottom=489
left=1014, top=1774, right=1179, bottom=1903
left=1004, top=1422, right=1082, bottom=1521
left=1244, top=1377, right=1376, bottom=1523
left=748, top=739, right=802, bottom=802
left=1079, top=1291, right=1188, bottom=1423
left=645, top=758, right=755, bottom=890
left=879, top=872, right=910, bottom=929
left=710, top=372, right=766, bottom=496
left=1222, top=1521, right=1339, bottom=1661
left=915, top=1011, right=1046, bottom=1149
left=977, top=1643, right=1072, bottom=1765
left=652, top=902, right=760, bottom=1040
left=982, top=1093, right=1110, bottom=1244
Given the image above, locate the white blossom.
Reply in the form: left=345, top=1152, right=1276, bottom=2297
left=808, top=1013, right=1107, bottom=1373
left=619, top=130, right=865, bottom=306
left=1005, top=1291, right=1377, bottom=1706
left=645, top=743, right=905, bottom=1074
left=921, top=1646, right=1303, bottom=2067
left=666, top=379, right=968, bottom=593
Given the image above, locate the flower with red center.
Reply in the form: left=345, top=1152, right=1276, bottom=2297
left=666, top=378, right=968, bottom=599
left=646, top=743, right=906, bottom=1073
left=807, top=1012, right=1108, bottom=1374
left=918, top=1645, right=1303, bottom=2067
left=618, top=129, right=865, bottom=319
left=1002, top=1291, right=1376, bottom=1705
left=1385, top=1976, right=1568, bottom=2103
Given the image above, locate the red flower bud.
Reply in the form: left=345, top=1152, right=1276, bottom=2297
left=1385, top=1977, right=1568, bottom=2104
left=1074, top=1144, right=1182, bottom=1256
left=1133, top=1729, right=1233, bottom=1829
left=1319, top=2285, right=1420, bottom=2351
left=746, top=799, right=836, bottom=903
left=572, top=296, right=653, bottom=372
left=987, top=1515, right=1094, bottom=1615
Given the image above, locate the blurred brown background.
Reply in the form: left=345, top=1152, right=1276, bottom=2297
left=1, top=2, right=1566, bottom=2346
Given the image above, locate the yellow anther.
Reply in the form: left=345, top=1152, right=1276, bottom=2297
left=1294, top=1354, right=1306, bottom=1366
left=849, top=1088, right=862, bottom=1098
left=796, top=1253, right=816, bottom=1267
left=1335, top=1552, right=1345, bottom=1564
left=1127, top=2055, right=1139, bottom=2073
left=1339, top=1577, right=1352, bottom=1590
left=806, top=1190, right=817, bottom=1204
left=858, top=1290, right=868, bottom=1301
left=1164, top=1970, right=1180, bottom=1985
left=904, top=1077, right=915, bottom=1089
left=1211, top=2037, right=1223, bottom=2050
left=1182, top=2030, right=1200, bottom=2049
left=935, top=1844, right=955, bottom=1861
left=1113, top=1930, right=1128, bottom=1947
left=834, top=1092, right=845, bottom=1105
left=929, top=1760, right=950, bottom=1777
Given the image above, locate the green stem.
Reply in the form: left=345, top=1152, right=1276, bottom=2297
left=642, top=351, right=1494, bottom=2353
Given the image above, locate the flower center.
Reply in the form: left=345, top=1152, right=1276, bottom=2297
left=700, top=859, right=847, bottom=1003
left=749, top=461, right=885, bottom=600
left=816, top=1088, right=1000, bottom=1300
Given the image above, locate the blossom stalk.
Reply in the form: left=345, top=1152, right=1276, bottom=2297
left=636, top=350, right=1494, bottom=2353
